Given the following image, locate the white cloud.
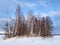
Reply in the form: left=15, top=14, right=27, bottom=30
left=40, top=13, right=47, bottom=17
left=34, top=12, right=47, bottom=17
left=10, top=0, right=36, bottom=8
left=42, top=10, right=60, bottom=17
left=49, top=10, right=60, bottom=16
left=0, top=18, right=11, bottom=22
left=34, top=10, right=60, bottom=17
left=39, top=0, right=48, bottom=7
left=23, top=2, right=36, bottom=8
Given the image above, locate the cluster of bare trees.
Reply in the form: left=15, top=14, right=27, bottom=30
left=4, top=5, right=53, bottom=39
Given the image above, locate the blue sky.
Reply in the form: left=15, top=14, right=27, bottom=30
left=0, top=0, right=60, bottom=34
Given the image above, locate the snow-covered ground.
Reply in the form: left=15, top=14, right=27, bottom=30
left=0, top=36, right=60, bottom=45
left=0, top=31, right=5, bottom=40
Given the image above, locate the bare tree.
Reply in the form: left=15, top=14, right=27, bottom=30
left=40, top=17, right=46, bottom=37
left=13, top=4, right=22, bottom=36
left=13, top=4, right=27, bottom=37
left=40, top=16, right=53, bottom=37
left=33, top=16, right=41, bottom=36
left=33, top=17, right=38, bottom=36
left=27, top=12, right=35, bottom=36
left=3, top=21, right=13, bottom=39
left=45, top=16, right=53, bottom=37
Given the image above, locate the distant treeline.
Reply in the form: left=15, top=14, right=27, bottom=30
left=3, top=4, right=53, bottom=39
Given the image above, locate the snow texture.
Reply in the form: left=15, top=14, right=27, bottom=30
left=0, top=36, right=60, bottom=45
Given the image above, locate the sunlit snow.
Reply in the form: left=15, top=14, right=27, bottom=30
left=0, top=36, right=60, bottom=45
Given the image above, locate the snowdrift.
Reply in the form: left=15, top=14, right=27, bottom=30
left=0, top=36, right=60, bottom=45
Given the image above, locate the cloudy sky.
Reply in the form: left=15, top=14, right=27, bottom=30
left=0, top=0, right=60, bottom=34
